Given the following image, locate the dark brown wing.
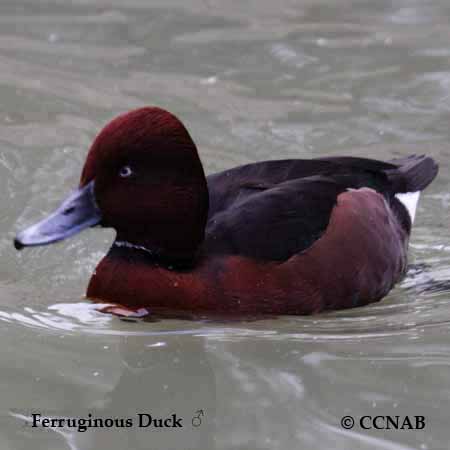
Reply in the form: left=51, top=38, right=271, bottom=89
left=205, top=176, right=345, bottom=261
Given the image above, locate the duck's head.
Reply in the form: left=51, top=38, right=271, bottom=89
left=14, top=107, right=209, bottom=262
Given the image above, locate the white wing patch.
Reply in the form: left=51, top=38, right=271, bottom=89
left=395, top=191, right=420, bottom=223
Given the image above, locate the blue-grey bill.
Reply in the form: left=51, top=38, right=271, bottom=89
left=14, top=180, right=101, bottom=250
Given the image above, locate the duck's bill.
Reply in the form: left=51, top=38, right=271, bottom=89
left=14, top=180, right=101, bottom=250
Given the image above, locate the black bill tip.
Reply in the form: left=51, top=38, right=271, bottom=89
left=13, top=238, right=25, bottom=251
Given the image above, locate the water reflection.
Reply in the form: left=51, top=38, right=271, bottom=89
left=8, top=333, right=215, bottom=450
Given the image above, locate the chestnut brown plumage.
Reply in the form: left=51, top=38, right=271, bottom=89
left=14, top=107, right=439, bottom=316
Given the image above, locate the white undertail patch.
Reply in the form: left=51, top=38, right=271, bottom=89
left=395, top=191, right=420, bottom=223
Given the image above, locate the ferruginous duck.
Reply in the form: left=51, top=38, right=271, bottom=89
left=14, top=107, right=438, bottom=317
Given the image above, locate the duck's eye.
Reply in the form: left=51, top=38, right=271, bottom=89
left=119, top=166, right=133, bottom=178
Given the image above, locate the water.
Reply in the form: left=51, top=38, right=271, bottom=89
left=1, top=0, right=450, bottom=449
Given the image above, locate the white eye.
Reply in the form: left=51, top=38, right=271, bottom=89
left=119, top=166, right=133, bottom=178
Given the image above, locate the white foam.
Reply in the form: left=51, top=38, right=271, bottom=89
left=395, top=191, right=420, bottom=223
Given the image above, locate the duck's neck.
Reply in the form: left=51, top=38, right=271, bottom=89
left=111, top=238, right=198, bottom=270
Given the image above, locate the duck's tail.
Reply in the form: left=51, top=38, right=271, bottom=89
left=388, top=154, right=438, bottom=193
left=387, top=154, right=438, bottom=223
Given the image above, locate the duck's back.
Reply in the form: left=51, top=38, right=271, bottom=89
left=208, top=158, right=383, bottom=217
left=205, top=155, right=437, bottom=261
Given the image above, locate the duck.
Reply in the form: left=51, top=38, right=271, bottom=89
left=14, top=107, right=438, bottom=317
